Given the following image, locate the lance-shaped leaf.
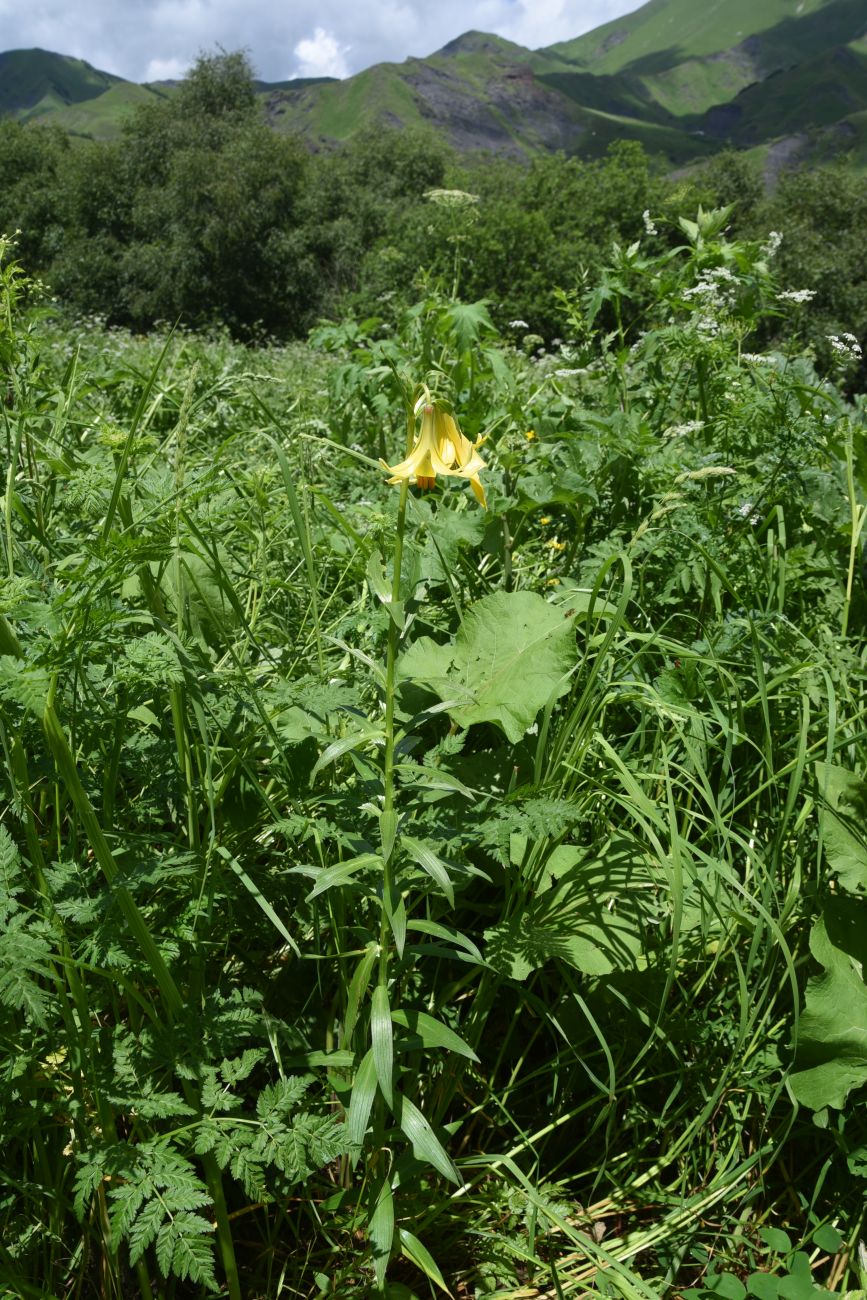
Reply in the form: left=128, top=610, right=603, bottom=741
left=311, top=725, right=384, bottom=782
left=368, top=1176, right=395, bottom=1290
left=382, top=883, right=406, bottom=958
left=393, top=1091, right=459, bottom=1183
left=340, top=944, right=378, bottom=1049
left=399, top=1228, right=452, bottom=1296
left=402, top=836, right=455, bottom=906
left=305, top=854, right=381, bottom=901
left=371, top=984, right=394, bottom=1108
left=347, top=1049, right=377, bottom=1160
left=391, top=1008, right=479, bottom=1062
left=397, top=591, right=577, bottom=743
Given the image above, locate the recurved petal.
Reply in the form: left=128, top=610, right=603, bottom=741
left=453, top=448, right=486, bottom=479
left=380, top=442, right=428, bottom=480
left=469, top=475, right=487, bottom=509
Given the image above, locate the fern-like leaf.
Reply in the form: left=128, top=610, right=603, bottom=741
left=0, top=912, right=55, bottom=1025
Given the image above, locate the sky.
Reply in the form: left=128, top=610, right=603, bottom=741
left=0, top=0, right=646, bottom=84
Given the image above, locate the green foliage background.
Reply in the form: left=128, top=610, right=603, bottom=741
left=0, top=48, right=866, bottom=393
left=2, top=53, right=867, bottom=1300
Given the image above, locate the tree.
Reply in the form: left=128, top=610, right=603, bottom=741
left=0, top=120, right=67, bottom=270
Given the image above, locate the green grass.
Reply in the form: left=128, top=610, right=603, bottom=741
left=638, top=52, right=762, bottom=116
left=700, top=46, right=867, bottom=145
left=284, top=63, right=429, bottom=141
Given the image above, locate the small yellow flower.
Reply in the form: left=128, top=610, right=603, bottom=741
left=546, top=537, right=566, bottom=552
left=525, top=429, right=537, bottom=441
left=540, top=515, right=552, bottom=526
left=381, top=402, right=487, bottom=508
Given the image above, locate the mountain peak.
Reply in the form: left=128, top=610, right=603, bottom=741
left=0, top=47, right=123, bottom=116
left=434, top=30, right=524, bottom=58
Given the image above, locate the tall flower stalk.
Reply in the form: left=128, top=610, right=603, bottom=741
left=353, top=384, right=487, bottom=1288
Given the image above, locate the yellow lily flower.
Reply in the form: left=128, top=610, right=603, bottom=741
left=381, top=403, right=487, bottom=509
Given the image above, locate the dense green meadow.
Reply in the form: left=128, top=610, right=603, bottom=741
left=2, top=182, right=867, bottom=1299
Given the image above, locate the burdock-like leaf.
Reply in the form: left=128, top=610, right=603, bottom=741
left=815, top=762, right=867, bottom=894
left=789, top=903, right=867, bottom=1110
left=398, top=591, right=577, bottom=743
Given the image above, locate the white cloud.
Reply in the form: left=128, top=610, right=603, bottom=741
left=292, top=27, right=350, bottom=79
left=498, top=0, right=578, bottom=49
left=144, top=55, right=189, bottom=81
left=0, top=0, right=646, bottom=84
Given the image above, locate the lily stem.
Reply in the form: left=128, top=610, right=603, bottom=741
left=380, top=476, right=408, bottom=974
left=842, top=420, right=866, bottom=640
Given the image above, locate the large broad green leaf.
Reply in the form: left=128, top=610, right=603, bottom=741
left=397, top=591, right=577, bottom=743
left=789, top=901, right=867, bottom=1110
left=815, top=763, right=867, bottom=894
left=484, top=914, right=614, bottom=980
left=486, top=838, right=653, bottom=980
left=416, top=499, right=486, bottom=585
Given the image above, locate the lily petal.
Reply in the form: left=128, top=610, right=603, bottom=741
left=381, top=400, right=487, bottom=507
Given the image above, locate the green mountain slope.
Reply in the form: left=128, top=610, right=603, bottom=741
left=540, top=0, right=867, bottom=168
left=0, top=48, right=335, bottom=140
left=0, top=48, right=122, bottom=119
left=263, top=30, right=711, bottom=162
left=696, top=44, right=867, bottom=144
left=546, top=0, right=856, bottom=73
left=2, top=0, right=867, bottom=171
left=45, top=81, right=177, bottom=139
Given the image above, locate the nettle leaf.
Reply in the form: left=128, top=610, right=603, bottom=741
left=790, top=901, right=867, bottom=1110
left=398, top=591, right=578, bottom=743
left=815, top=762, right=867, bottom=894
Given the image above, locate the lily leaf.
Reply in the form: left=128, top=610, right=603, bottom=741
left=371, top=984, right=394, bottom=1108
left=393, top=1092, right=459, bottom=1183
left=399, top=1228, right=452, bottom=1296
left=391, top=1008, right=479, bottom=1062
left=368, top=1176, right=395, bottom=1290
left=347, top=1048, right=377, bottom=1158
